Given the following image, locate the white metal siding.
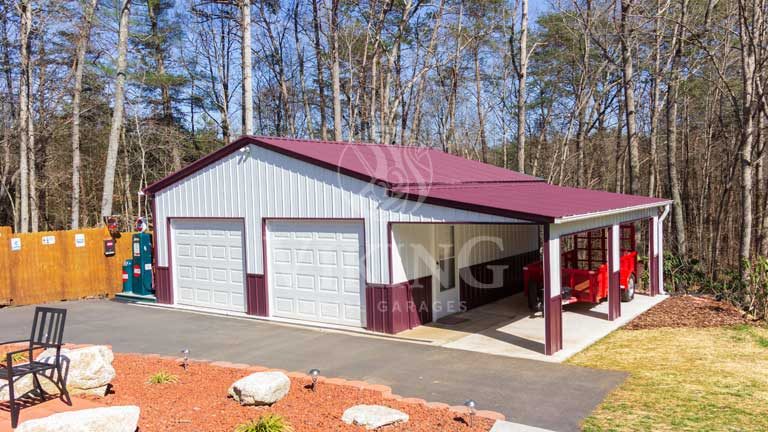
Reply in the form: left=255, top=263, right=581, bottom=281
left=154, top=144, right=522, bottom=284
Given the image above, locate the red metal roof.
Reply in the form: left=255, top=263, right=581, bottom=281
left=254, top=136, right=540, bottom=186
left=144, top=136, right=671, bottom=223
left=392, top=183, right=670, bottom=222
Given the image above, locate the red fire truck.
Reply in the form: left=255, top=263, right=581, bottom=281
left=523, top=225, right=638, bottom=311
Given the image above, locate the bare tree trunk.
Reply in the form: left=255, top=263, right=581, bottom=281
left=241, top=0, right=253, bottom=135
left=0, top=8, right=13, bottom=220
left=147, top=0, right=178, bottom=170
left=100, top=0, right=130, bottom=220
left=28, top=37, right=37, bottom=232
left=648, top=0, right=665, bottom=197
left=328, top=0, right=342, bottom=141
left=517, top=0, right=528, bottom=173
left=737, top=0, right=761, bottom=274
left=667, top=0, right=687, bottom=257
left=70, top=0, right=98, bottom=229
left=620, top=0, right=640, bottom=195
left=311, top=0, right=327, bottom=140
left=17, top=0, right=32, bottom=232
left=473, top=45, right=487, bottom=162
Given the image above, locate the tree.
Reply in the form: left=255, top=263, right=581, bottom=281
left=619, top=0, right=640, bottom=195
left=100, top=0, right=131, bottom=220
left=241, top=0, right=253, bottom=136
left=70, top=0, right=98, bottom=229
left=17, top=0, right=32, bottom=232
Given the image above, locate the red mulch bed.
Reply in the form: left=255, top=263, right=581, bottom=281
left=94, top=354, right=493, bottom=432
left=624, top=295, right=752, bottom=330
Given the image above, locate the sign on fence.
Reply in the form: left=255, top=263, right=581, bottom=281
left=10, top=238, right=21, bottom=251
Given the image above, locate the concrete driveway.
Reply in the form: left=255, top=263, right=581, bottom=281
left=0, top=300, right=626, bottom=431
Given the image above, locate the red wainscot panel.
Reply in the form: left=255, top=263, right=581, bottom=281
left=366, top=276, right=432, bottom=334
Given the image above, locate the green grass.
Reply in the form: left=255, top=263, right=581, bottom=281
left=568, top=325, right=768, bottom=432
left=10, top=352, right=28, bottom=363
left=234, top=414, right=293, bottom=432
left=146, top=371, right=179, bottom=385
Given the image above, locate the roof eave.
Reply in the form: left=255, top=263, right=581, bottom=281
left=552, top=200, right=674, bottom=224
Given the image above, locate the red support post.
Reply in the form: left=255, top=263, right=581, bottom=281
left=608, top=224, right=621, bottom=320
left=543, top=225, right=563, bottom=355
left=649, top=216, right=659, bottom=296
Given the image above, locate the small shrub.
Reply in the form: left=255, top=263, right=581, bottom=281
left=11, top=352, right=28, bottom=363
left=147, top=371, right=179, bottom=385
left=234, top=414, right=293, bottom=432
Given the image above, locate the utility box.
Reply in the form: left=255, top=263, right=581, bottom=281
left=131, top=232, right=153, bottom=296
left=122, top=259, right=134, bottom=293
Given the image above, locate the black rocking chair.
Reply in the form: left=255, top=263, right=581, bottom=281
left=0, top=307, right=71, bottom=428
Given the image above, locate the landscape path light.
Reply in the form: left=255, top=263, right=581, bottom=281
left=181, top=348, right=189, bottom=370
left=308, top=368, right=320, bottom=392
left=463, top=399, right=477, bottom=427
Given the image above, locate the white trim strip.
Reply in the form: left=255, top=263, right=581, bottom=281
left=553, top=201, right=673, bottom=224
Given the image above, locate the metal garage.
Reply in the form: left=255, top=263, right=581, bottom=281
left=144, top=135, right=671, bottom=356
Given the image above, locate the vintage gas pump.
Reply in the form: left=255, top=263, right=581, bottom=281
left=131, top=217, right=154, bottom=296
left=122, top=259, right=134, bottom=293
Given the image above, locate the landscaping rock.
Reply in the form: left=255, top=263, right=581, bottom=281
left=0, top=375, right=34, bottom=402
left=15, top=405, right=140, bottom=432
left=228, top=371, right=290, bottom=406
left=36, top=345, right=116, bottom=396
left=341, top=404, right=409, bottom=430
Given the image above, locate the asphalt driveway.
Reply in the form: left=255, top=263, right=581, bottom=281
left=0, top=300, right=626, bottom=431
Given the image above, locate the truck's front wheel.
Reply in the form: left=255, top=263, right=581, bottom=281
left=621, top=274, right=636, bottom=302
left=527, top=280, right=542, bottom=312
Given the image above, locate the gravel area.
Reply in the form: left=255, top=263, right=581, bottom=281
left=95, top=354, right=494, bottom=432
left=624, top=295, right=752, bottom=330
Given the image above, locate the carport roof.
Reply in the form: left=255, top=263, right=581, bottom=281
left=144, top=136, right=671, bottom=223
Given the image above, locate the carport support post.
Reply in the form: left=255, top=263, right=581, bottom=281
left=543, top=225, right=563, bottom=355
left=649, top=215, right=660, bottom=296
left=607, top=224, right=621, bottom=320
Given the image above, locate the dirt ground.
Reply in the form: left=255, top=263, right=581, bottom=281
left=96, top=355, right=494, bottom=432
left=624, top=294, right=752, bottom=330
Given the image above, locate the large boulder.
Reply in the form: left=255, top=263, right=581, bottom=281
left=0, top=374, right=34, bottom=401
left=15, top=405, right=140, bottom=432
left=228, top=371, right=290, bottom=406
left=35, top=345, right=116, bottom=397
left=341, top=405, right=409, bottom=430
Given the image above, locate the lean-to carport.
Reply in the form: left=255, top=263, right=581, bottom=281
left=391, top=182, right=672, bottom=355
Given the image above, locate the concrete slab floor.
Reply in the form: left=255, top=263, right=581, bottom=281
left=399, top=293, right=666, bottom=362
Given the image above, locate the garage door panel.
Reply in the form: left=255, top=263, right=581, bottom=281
left=173, top=219, right=246, bottom=312
left=269, top=221, right=365, bottom=327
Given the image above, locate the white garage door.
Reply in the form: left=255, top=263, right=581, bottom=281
left=173, top=219, right=246, bottom=312
left=268, top=221, right=365, bottom=327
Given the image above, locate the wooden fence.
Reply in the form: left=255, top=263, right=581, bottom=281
left=0, top=227, right=135, bottom=306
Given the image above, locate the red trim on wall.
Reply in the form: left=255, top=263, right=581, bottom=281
left=459, top=250, right=540, bottom=310
left=365, top=276, right=432, bottom=334
left=155, top=266, right=173, bottom=304
left=246, top=274, right=268, bottom=316
left=607, top=225, right=621, bottom=321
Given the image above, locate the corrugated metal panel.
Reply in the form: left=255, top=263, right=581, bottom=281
left=154, top=145, right=521, bottom=284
